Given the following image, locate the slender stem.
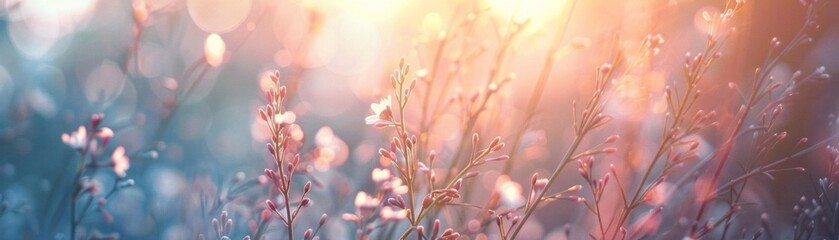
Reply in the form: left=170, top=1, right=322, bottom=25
left=509, top=133, right=585, bottom=239
left=69, top=125, right=96, bottom=240
left=594, top=196, right=607, bottom=239
left=690, top=8, right=813, bottom=234
left=510, top=38, right=620, bottom=238
left=285, top=191, right=294, bottom=240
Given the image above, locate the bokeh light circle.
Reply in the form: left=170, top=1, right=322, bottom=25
left=28, top=64, right=66, bottom=118
left=0, top=65, right=15, bottom=114
left=313, top=13, right=381, bottom=76
left=187, top=0, right=251, bottom=33
left=298, top=69, right=356, bottom=117
left=84, top=60, right=126, bottom=108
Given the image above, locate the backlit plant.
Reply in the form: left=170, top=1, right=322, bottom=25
left=1, top=0, right=836, bottom=239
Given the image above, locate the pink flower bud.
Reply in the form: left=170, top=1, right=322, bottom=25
left=266, top=200, right=278, bottom=212
left=304, top=229, right=313, bottom=239
left=264, top=169, right=275, bottom=180
left=472, top=133, right=480, bottom=147
left=484, top=155, right=510, bottom=163
left=599, top=63, right=613, bottom=74
left=261, top=209, right=272, bottom=222
left=292, top=154, right=300, bottom=166
left=422, top=195, right=433, bottom=208
left=531, top=173, right=539, bottom=186
left=489, top=137, right=502, bottom=149
left=279, top=86, right=287, bottom=100
left=266, top=143, right=276, bottom=156
left=90, top=113, right=104, bottom=128
left=271, top=70, right=281, bottom=83
left=319, top=214, right=328, bottom=226
left=379, top=148, right=394, bottom=160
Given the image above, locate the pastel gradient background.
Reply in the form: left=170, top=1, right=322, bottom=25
left=0, top=0, right=837, bottom=239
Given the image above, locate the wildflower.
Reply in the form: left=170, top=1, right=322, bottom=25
left=81, top=178, right=102, bottom=195
left=341, top=213, right=360, bottom=222
left=97, top=127, right=114, bottom=145
left=61, top=126, right=87, bottom=150
left=354, top=191, right=379, bottom=209
left=90, top=113, right=104, bottom=128
left=383, top=178, right=408, bottom=195
left=112, top=146, right=130, bottom=177
left=274, top=111, right=296, bottom=126
left=379, top=206, right=407, bottom=221
left=365, top=95, right=394, bottom=127
left=372, top=168, right=392, bottom=183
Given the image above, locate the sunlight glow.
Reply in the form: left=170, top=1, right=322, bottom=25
left=204, top=33, right=226, bottom=67
left=484, top=0, right=569, bottom=25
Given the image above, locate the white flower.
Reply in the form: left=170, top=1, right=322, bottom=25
left=365, top=95, right=393, bottom=126
left=61, top=126, right=87, bottom=150
left=97, top=127, right=114, bottom=139
left=354, top=191, right=379, bottom=209
left=273, top=111, right=296, bottom=126
left=112, top=146, right=130, bottom=177
left=97, top=127, right=114, bottom=145
left=372, top=168, right=392, bottom=183
left=371, top=95, right=391, bottom=115
left=384, top=178, right=408, bottom=195
left=380, top=206, right=407, bottom=221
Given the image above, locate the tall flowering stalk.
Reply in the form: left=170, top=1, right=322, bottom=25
left=3, top=1, right=833, bottom=239
left=362, top=59, right=510, bottom=239
left=61, top=114, right=134, bottom=239
left=578, top=1, right=830, bottom=238
left=791, top=142, right=839, bottom=239
left=609, top=1, right=742, bottom=237
left=508, top=53, right=623, bottom=239
left=411, top=6, right=523, bottom=230
left=688, top=1, right=825, bottom=237
left=258, top=71, right=319, bottom=240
